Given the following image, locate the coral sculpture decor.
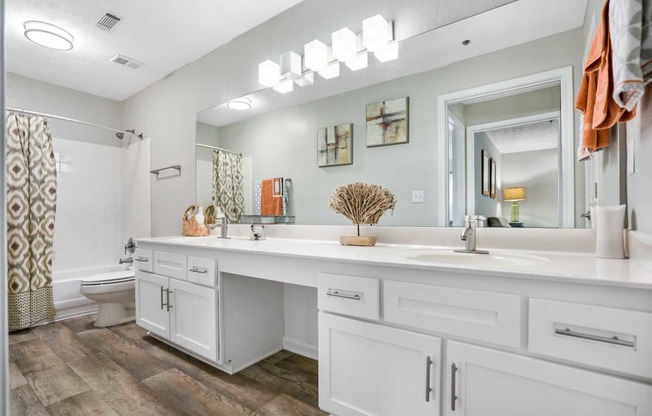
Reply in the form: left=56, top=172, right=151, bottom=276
left=328, top=182, right=396, bottom=246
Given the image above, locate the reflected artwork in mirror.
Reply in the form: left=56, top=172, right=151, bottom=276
left=195, top=0, right=624, bottom=228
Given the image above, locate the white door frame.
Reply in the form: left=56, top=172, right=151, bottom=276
left=466, top=111, right=562, bottom=226
left=436, top=66, right=575, bottom=228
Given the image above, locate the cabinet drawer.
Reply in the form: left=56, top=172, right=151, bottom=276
left=529, top=299, right=652, bottom=379
left=318, top=273, right=379, bottom=320
left=187, top=256, right=217, bottom=287
left=153, top=251, right=187, bottom=280
left=384, top=281, right=521, bottom=347
left=133, top=249, right=153, bottom=272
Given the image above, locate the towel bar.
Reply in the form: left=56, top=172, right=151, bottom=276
left=150, top=165, right=181, bottom=177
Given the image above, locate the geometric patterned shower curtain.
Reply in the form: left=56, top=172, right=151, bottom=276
left=5, top=113, right=57, bottom=331
left=212, top=150, right=245, bottom=223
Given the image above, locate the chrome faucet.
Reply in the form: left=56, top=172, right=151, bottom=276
left=210, top=215, right=229, bottom=239
left=454, top=215, right=489, bottom=254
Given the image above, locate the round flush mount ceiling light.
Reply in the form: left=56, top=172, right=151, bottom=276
left=227, top=97, right=252, bottom=110
left=24, top=21, right=74, bottom=50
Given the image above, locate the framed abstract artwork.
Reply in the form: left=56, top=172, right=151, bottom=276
left=366, top=97, right=409, bottom=147
left=481, top=149, right=490, bottom=197
left=490, top=157, right=497, bottom=199
left=317, top=123, right=353, bottom=167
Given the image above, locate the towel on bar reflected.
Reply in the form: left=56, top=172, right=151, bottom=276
left=609, top=0, right=652, bottom=111
left=576, top=0, right=636, bottom=160
left=261, top=177, right=283, bottom=216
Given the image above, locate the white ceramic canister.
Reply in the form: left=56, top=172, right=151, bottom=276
left=595, top=205, right=627, bottom=259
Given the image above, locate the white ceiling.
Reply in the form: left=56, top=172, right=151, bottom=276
left=486, top=119, right=559, bottom=154
left=5, top=0, right=305, bottom=101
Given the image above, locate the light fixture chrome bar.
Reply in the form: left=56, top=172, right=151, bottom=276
left=5, top=107, right=144, bottom=139
left=196, top=143, right=243, bottom=157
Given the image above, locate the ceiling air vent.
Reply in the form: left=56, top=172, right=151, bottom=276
left=110, top=54, right=142, bottom=69
left=97, top=13, right=121, bottom=31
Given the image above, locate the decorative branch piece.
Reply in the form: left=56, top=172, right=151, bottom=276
left=329, top=182, right=396, bottom=236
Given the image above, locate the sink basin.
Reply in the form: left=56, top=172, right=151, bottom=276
left=399, top=249, right=549, bottom=267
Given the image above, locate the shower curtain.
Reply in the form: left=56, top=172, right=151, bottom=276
left=212, top=150, right=245, bottom=223
left=6, top=113, right=57, bottom=331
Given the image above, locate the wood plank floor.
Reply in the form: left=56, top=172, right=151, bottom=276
left=9, top=315, right=327, bottom=416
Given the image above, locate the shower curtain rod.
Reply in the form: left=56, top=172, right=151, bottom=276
left=196, top=143, right=242, bottom=156
left=5, top=107, right=144, bottom=140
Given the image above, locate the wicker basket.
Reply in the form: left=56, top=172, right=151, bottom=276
left=182, top=205, right=208, bottom=237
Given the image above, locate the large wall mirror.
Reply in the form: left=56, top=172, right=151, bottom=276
left=195, top=0, right=622, bottom=228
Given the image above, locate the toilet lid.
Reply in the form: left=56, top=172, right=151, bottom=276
left=81, top=270, right=135, bottom=286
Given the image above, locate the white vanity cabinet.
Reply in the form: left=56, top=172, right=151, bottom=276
left=445, top=341, right=652, bottom=416
left=136, top=266, right=218, bottom=362
left=319, top=313, right=441, bottom=416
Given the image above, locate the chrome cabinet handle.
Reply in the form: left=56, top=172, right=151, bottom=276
left=425, top=356, right=433, bottom=402
left=451, top=363, right=458, bottom=411
left=166, top=289, right=173, bottom=311
left=135, top=257, right=149, bottom=263
left=189, top=266, right=208, bottom=274
left=160, top=286, right=165, bottom=310
left=555, top=328, right=634, bottom=348
left=326, top=290, right=361, bottom=301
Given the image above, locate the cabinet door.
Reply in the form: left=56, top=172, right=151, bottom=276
left=319, top=313, right=441, bottom=416
left=169, top=279, right=218, bottom=362
left=135, top=272, right=169, bottom=339
left=445, top=341, right=652, bottom=416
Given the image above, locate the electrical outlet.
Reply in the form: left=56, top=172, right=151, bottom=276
left=412, top=190, right=425, bottom=203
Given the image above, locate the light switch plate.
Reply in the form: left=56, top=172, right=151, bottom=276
left=412, top=190, right=425, bottom=203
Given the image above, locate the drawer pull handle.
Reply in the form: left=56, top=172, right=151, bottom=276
left=135, top=257, right=149, bottom=263
left=425, top=356, right=433, bottom=402
left=451, top=363, right=458, bottom=411
left=326, top=290, right=361, bottom=301
left=555, top=328, right=634, bottom=348
left=189, top=267, right=208, bottom=274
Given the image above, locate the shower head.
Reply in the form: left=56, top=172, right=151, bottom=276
left=116, top=132, right=124, bottom=140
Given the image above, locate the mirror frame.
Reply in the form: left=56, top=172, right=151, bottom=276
left=436, top=66, right=575, bottom=227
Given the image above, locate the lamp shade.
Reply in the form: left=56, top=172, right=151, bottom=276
left=503, top=187, right=525, bottom=201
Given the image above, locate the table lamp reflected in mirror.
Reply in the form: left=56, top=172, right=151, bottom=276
left=503, top=187, right=526, bottom=226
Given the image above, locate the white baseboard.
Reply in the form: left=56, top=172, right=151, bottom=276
left=283, top=337, right=318, bottom=360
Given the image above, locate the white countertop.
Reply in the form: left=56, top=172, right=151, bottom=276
left=136, top=236, right=652, bottom=289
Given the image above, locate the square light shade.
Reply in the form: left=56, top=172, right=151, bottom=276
left=332, top=27, right=360, bottom=62
left=280, top=51, right=302, bottom=80
left=294, top=72, right=314, bottom=87
left=304, top=39, right=329, bottom=72
left=345, top=52, right=368, bottom=71
left=318, top=61, right=340, bottom=79
left=259, top=60, right=280, bottom=87
left=503, top=187, right=526, bottom=201
left=363, top=15, right=392, bottom=52
left=374, top=42, right=399, bottom=63
left=272, top=78, right=293, bottom=94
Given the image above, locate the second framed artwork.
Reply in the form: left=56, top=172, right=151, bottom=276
left=317, top=123, right=353, bottom=167
left=481, top=150, right=490, bottom=197
left=366, top=97, right=409, bottom=147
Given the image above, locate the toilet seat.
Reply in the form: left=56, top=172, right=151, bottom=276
left=81, top=270, right=135, bottom=286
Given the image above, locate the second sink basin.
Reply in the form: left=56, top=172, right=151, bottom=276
left=399, top=249, right=549, bottom=267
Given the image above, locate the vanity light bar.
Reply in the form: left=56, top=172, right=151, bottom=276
left=258, top=14, right=397, bottom=93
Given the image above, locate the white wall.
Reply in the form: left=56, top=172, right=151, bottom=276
left=6, top=72, right=123, bottom=147
left=502, top=149, right=559, bottom=228
left=121, top=138, right=152, bottom=243
left=627, top=90, right=652, bottom=233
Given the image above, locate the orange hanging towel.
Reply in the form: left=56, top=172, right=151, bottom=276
left=575, top=0, right=636, bottom=158
left=261, top=178, right=283, bottom=216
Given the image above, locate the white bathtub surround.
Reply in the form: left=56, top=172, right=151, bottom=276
left=135, top=235, right=652, bottom=415
left=52, top=138, right=122, bottom=272
left=121, top=137, right=151, bottom=246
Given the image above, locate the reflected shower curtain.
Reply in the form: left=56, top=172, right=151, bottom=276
left=212, top=150, right=244, bottom=223
left=6, top=113, right=57, bottom=331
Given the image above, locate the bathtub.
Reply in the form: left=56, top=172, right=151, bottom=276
left=52, top=264, right=130, bottom=320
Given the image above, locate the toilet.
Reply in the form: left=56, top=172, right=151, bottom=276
left=80, top=269, right=136, bottom=327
